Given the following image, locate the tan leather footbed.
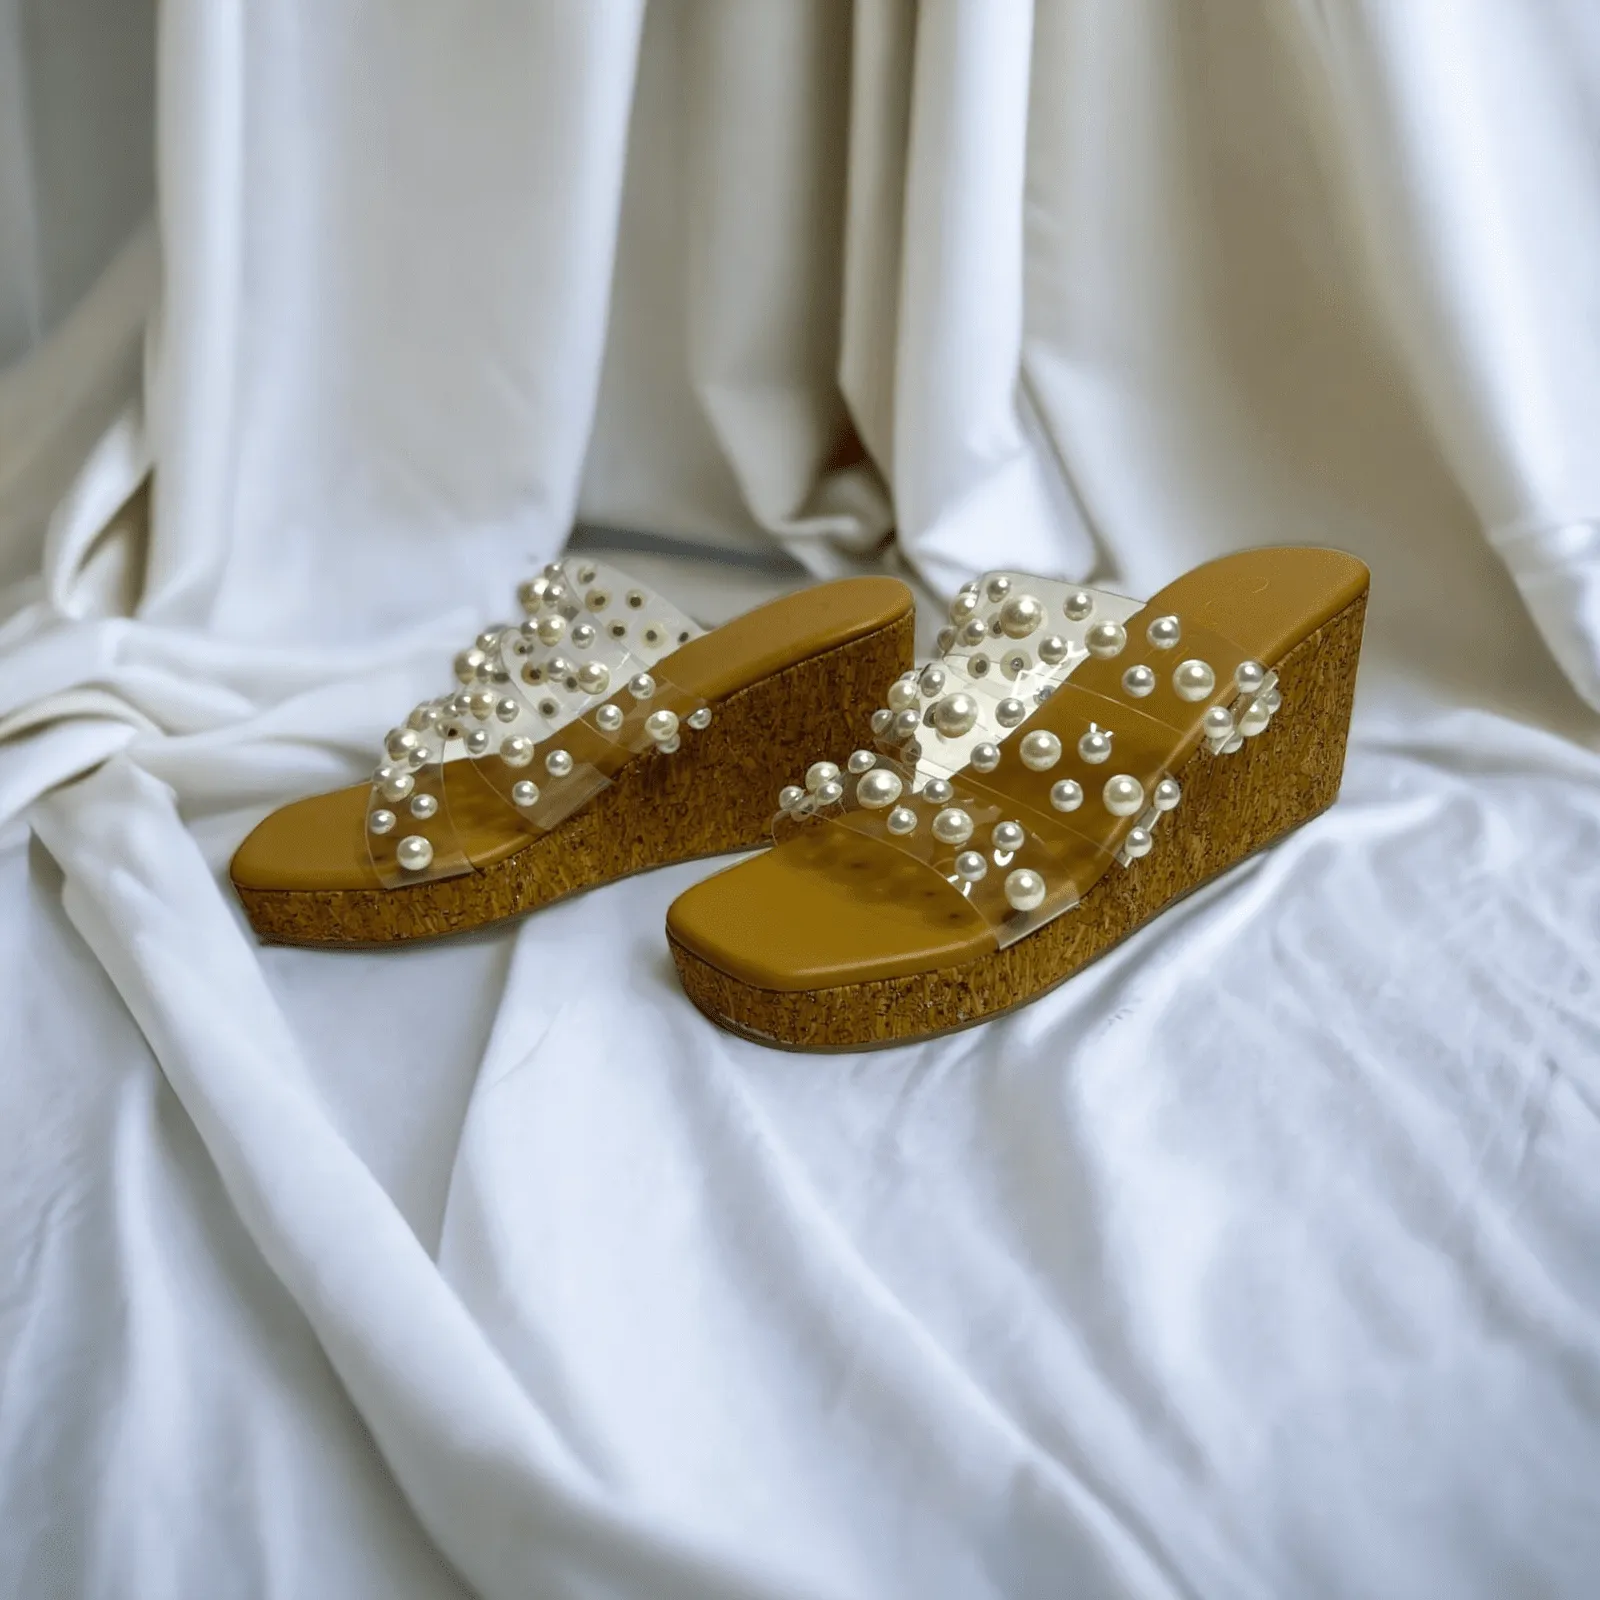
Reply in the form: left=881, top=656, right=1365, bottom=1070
left=232, top=576, right=912, bottom=894
left=666, top=547, right=1370, bottom=992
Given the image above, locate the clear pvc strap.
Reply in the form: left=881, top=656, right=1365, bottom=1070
left=365, top=556, right=706, bottom=889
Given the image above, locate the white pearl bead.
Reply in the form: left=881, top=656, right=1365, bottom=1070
left=1078, top=727, right=1113, bottom=764
left=779, top=784, right=805, bottom=810
left=546, top=749, right=574, bottom=777
left=595, top=704, right=624, bottom=733
left=1238, top=700, right=1272, bottom=737
left=536, top=615, right=566, bottom=646
left=547, top=655, right=574, bottom=682
left=1222, top=732, right=1245, bottom=754
left=986, top=575, right=1012, bottom=602
left=960, top=619, right=988, bottom=647
left=969, top=742, right=1000, bottom=772
left=687, top=707, right=712, bottom=730
left=932, top=693, right=979, bottom=738
left=502, top=735, right=534, bottom=766
left=386, top=727, right=421, bottom=760
left=571, top=622, right=596, bottom=648
left=815, top=779, right=844, bottom=806
left=996, top=697, right=1026, bottom=728
left=1086, top=620, right=1126, bottom=659
left=1019, top=730, right=1062, bottom=771
left=886, top=806, right=918, bottom=836
left=871, top=709, right=894, bottom=737
left=467, top=688, right=494, bottom=719
left=936, top=626, right=956, bottom=653
left=1121, top=665, right=1155, bottom=698
left=949, top=589, right=980, bottom=623
left=919, top=665, right=947, bottom=696
left=577, top=662, right=610, bottom=695
left=495, top=697, right=519, bottom=723
left=396, top=835, right=434, bottom=873
left=1203, top=706, right=1235, bottom=740
left=512, top=780, right=539, bottom=807
left=806, top=761, right=841, bottom=792
left=847, top=749, right=877, bottom=774
left=857, top=768, right=904, bottom=809
left=1050, top=779, right=1084, bottom=812
left=932, top=807, right=974, bottom=845
left=954, top=850, right=988, bottom=882
left=1235, top=660, right=1267, bottom=694
left=999, top=594, right=1044, bottom=638
left=380, top=771, right=415, bottom=801
left=454, top=648, right=486, bottom=684
left=1124, top=826, right=1153, bottom=859
left=892, top=708, right=922, bottom=741
left=1103, top=774, right=1145, bottom=816
left=1063, top=590, right=1095, bottom=622
left=465, top=730, right=490, bottom=756
left=628, top=673, right=656, bottom=701
left=1262, top=686, right=1282, bottom=714
left=1153, top=778, right=1181, bottom=810
left=410, top=793, right=438, bottom=820
left=922, top=778, right=954, bottom=804
left=1173, top=659, right=1216, bottom=702
left=1004, top=868, right=1047, bottom=912
left=887, top=677, right=920, bottom=712
left=992, top=820, right=1025, bottom=853
left=1038, top=634, right=1069, bottom=666
left=408, top=703, right=442, bottom=731
left=645, top=708, right=680, bottom=744
left=368, top=808, right=396, bottom=835
left=517, top=578, right=546, bottom=614
left=1146, top=614, right=1181, bottom=650
left=657, top=733, right=681, bottom=754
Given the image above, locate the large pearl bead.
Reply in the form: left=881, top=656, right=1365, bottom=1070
left=495, top=697, right=519, bottom=723
left=467, top=688, right=495, bottom=719
left=465, top=729, right=490, bottom=756
left=502, top=735, right=534, bottom=767
left=960, top=618, right=989, bottom=647
left=999, top=594, right=1044, bottom=638
left=887, top=677, right=921, bottom=712
left=996, top=697, right=1026, bottom=728
left=847, top=749, right=877, bottom=774
left=454, top=648, right=486, bottom=684
left=1235, top=660, right=1267, bottom=694
left=1173, top=659, right=1216, bottom=702
left=595, top=704, right=624, bottom=733
left=577, top=662, right=610, bottom=695
left=1004, top=868, right=1047, bottom=911
left=949, top=589, right=980, bottom=623
left=985, top=575, right=1012, bottom=602
left=886, top=805, right=918, bottom=835
left=1063, top=590, right=1095, bottom=622
left=1078, top=727, right=1113, bottom=764
left=871, top=708, right=894, bottom=737
left=919, top=664, right=947, bottom=697
left=546, top=749, right=574, bottom=777
left=645, top=709, right=680, bottom=744
left=1153, top=777, right=1181, bottom=810
left=380, top=770, right=414, bottom=801
left=992, top=820, right=1025, bottom=853
left=970, top=742, right=1001, bottom=772
left=396, top=835, right=434, bottom=873
left=410, top=793, right=439, bottom=820
left=517, top=578, right=547, bottom=614
left=932, top=807, right=974, bottom=845
left=407, top=703, right=442, bottom=732
left=1019, top=730, right=1062, bottom=771
left=779, top=784, right=805, bottom=811
left=931, top=692, right=980, bottom=739
left=536, top=615, right=566, bottom=646
left=922, top=778, right=954, bottom=804
left=368, top=808, right=396, bottom=835
left=1203, top=706, right=1235, bottom=741
left=386, top=728, right=421, bottom=761
left=1050, top=779, right=1084, bottom=812
left=954, top=850, right=988, bottom=882
left=1146, top=614, right=1181, bottom=650
left=1121, top=665, right=1155, bottom=698
left=1238, top=700, right=1272, bottom=737
left=1086, top=620, right=1127, bottom=659
left=570, top=622, right=596, bottom=649
left=892, top=709, right=922, bottom=741
left=857, top=768, right=904, bottom=809
left=806, top=761, right=841, bottom=792
left=512, top=780, right=539, bottom=808
left=1124, top=826, right=1153, bottom=859
left=1103, top=774, right=1145, bottom=816
left=1038, top=634, right=1069, bottom=666
left=628, top=673, right=656, bottom=701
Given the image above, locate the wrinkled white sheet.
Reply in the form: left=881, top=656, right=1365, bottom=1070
left=5, top=1, right=1600, bottom=1595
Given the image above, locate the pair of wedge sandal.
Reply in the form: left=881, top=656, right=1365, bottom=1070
left=232, top=546, right=1368, bottom=1049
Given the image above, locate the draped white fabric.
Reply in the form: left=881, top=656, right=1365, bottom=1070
left=3, top=3, right=1600, bottom=1596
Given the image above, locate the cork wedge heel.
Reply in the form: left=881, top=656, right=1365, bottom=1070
left=667, top=548, right=1368, bottom=1051
left=232, top=559, right=914, bottom=947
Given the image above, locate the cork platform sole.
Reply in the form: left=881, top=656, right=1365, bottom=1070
left=237, top=608, right=914, bottom=947
left=669, top=591, right=1366, bottom=1051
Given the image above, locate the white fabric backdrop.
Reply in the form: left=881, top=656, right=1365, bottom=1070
left=3, top=2, right=1600, bottom=1596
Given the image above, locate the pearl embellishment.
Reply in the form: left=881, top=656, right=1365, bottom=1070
left=1173, top=659, right=1216, bottom=702
left=932, top=807, right=974, bottom=845
left=1235, top=660, right=1267, bottom=694
left=887, top=806, right=918, bottom=835
left=1078, top=727, right=1113, bottom=764
left=1050, top=780, right=1084, bottom=812
left=857, top=769, right=904, bottom=809
left=410, top=793, right=438, bottom=820
left=1038, top=635, right=1069, bottom=666
left=1124, top=826, right=1153, bottom=859
left=1122, top=665, right=1155, bottom=698
left=1203, top=706, right=1235, bottom=740
left=1153, top=777, right=1181, bottom=810
left=1019, top=730, right=1062, bottom=771
left=687, top=707, right=712, bottom=730
left=577, top=662, right=610, bottom=695
left=955, top=850, right=988, bottom=882
left=628, top=673, right=656, bottom=701
left=501, top=735, right=534, bottom=767
left=887, top=677, right=920, bottom=712
left=806, top=761, right=841, bottom=792
left=1086, top=620, right=1127, bottom=659
left=595, top=704, right=624, bottom=732
left=645, top=709, right=680, bottom=744
left=919, top=665, right=947, bottom=696
left=1146, top=614, right=1181, bottom=650
left=465, top=730, right=490, bottom=756
left=396, top=835, right=434, bottom=873
left=1103, top=774, right=1145, bottom=816
left=512, top=780, right=539, bottom=807
left=892, top=709, right=922, bottom=741
left=1063, top=590, right=1095, bottom=622
left=779, top=785, right=805, bottom=810
left=546, top=749, right=574, bottom=777
left=1004, top=868, right=1047, bottom=912
left=931, top=693, right=979, bottom=738
left=999, top=594, right=1044, bottom=637
left=922, top=778, right=954, bottom=804
left=368, top=808, right=396, bottom=835
left=986, top=575, right=1012, bottom=602
left=996, top=697, right=1026, bottom=728
left=814, top=779, right=844, bottom=806
left=992, top=820, right=1025, bottom=853
left=970, top=742, right=1001, bottom=773
left=871, top=709, right=894, bottom=736
left=848, top=749, right=877, bottom=774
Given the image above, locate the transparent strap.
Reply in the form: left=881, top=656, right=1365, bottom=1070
left=365, top=556, right=709, bottom=888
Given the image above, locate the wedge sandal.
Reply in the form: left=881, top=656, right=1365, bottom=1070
left=667, top=546, right=1369, bottom=1050
left=231, top=557, right=914, bottom=945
